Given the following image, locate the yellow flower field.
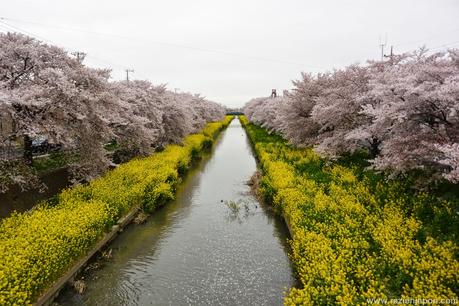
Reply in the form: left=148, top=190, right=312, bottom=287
left=0, top=116, right=233, bottom=306
left=240, top=116, right=458, bottom=305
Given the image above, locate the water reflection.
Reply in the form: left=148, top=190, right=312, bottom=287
left=57, top=119, right=295, bottom=306
left=223, top=199, right=259, bottom=224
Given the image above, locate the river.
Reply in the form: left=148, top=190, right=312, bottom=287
left=0, top=168, right=69, bottom=218
left=56, top=118, right=295, bottom=306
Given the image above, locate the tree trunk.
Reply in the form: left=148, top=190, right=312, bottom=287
left=23, top=135, right=33, bottom=166
left=369, top=136, right=381, bottom=158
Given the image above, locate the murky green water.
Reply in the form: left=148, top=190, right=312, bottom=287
left=0, top=168, right=69, bottom=218
left=57, top=119, right=295, bottom=306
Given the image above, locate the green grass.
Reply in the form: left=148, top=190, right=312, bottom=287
left=240, top=116, right=459, bottom=302
left=32, top=152, right=77, bottom=173
left=241, top=116, right=459, bottom=244
left=103, top=140, right=120, bottom=152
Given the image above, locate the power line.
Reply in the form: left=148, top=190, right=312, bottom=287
left=0, top=19, right=151, bottom=80
left=0, top=16, right=324, bottom=70
left=429, top=40, right=459, bottom=51
left=3, top=15, right=458, bottom=77
left=395, top=27, right=459, bottom=49
left=0, top=23, right=13, bottom=32
left=0, top=20, right=53, bottom=44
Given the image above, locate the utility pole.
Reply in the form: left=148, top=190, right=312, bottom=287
left=125, top=69, right=134, bottom=84
left=71, top=51, right=86, bottom=63
left=380, top=42, right=385, bottom=61
left=384, top=45, right=394, bottom=64
left=379, top=34, right=387, bottom=61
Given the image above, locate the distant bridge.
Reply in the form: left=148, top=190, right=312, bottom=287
left=226, top=111, right=244, bottom=115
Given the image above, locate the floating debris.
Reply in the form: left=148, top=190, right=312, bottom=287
left=101, top=248, right=113, bottom=260
left=72, top=279, right=86, bottom=295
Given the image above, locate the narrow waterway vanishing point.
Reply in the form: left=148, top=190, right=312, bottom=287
left=57, top=118, right=296, bottom=306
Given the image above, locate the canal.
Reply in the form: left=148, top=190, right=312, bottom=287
left=57, top=118, right=295, bottom=305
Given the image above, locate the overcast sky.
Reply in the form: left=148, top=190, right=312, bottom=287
left=1, top=0, right=459, bottom=107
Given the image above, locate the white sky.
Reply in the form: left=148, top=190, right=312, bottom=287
left=1, top=0, right=459, bottom=107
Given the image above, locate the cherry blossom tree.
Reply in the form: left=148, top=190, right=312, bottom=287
left=244, top=96, right=285, bottom=133
left=436, top=143, right=459, bottom=182
left=0, top=92, right=41, bottom=192
left=276, top=73, right=329, bottom=146
left=0, top=32, right=116, bottom=185
left=310, top=65, right=373, bottom=156
left=243, top=48, right=459, bottom=183
left=0, top=32, right=225, bottom=191
left=109, top=80, right=165, bottom=161
left=107, top=82, right=224, bottom=161
left=360, top=49, right=459, bottom=180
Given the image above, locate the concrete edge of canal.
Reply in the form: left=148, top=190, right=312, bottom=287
left=34, top=119, right=233, bottom=306
left=35, top=206, right=140, bottom=306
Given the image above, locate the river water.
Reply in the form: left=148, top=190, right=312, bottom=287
left=57, top=118, right=295, bottom=306
left=0, top=168, right=69, bottom=218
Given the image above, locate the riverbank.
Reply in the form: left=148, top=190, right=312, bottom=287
left=239, top=116, right=458, bottom=305
left=0, top=116, right=233, bottom=306
left=56, top=117, right=295, bottom=306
